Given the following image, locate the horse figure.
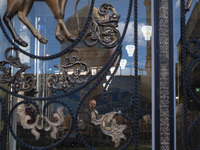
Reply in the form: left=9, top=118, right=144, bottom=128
left=3, top=0, right=82, bottom=47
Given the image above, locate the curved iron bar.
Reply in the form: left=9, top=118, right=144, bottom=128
left=0, top=0, right=133, bottom=101
left=188, top=116, right=200, bottom=150
left=0, top=0, right=95, bottom=60
left=186, top=38, right=200, bottom=58
left=118, top=89, right=135, bottom=102
left=187, top=58, right=200, bottom=105
left=8, top=100, right=74, bottom=150
left=181, top=0, right=190, bottom=149
left=0, top=95, right=9, bottom=141
left=133, top=0, right=139, bottom=148
left=186, top=51, right=200, bottom=150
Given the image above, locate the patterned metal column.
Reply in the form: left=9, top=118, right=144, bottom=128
left=158, top=0, right=174, bottom=149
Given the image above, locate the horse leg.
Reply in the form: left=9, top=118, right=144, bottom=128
left=45, top=0, right=75, bottom=42
left=75, top=0, right=80, bottom=33
left=3, top=0, right=28, bottom=47
left=17, top=0, right=48, bottom=44
left=58, top=0, right=75, bottom=41
left=55, top=0, right=67, bottom=42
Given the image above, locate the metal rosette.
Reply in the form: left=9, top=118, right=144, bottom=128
left=8, top=99, right=74, bottom=150
left=0, top=95, right=8, bottom=141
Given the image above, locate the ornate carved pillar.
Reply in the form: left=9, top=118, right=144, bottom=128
left=154, top=0, right=174, bottom=149
left=159, top=0, right=170, bottom=148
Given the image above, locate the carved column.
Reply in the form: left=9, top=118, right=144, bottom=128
left=158, top=0, right=174, bottom=149
left=154, top=0, right=174, bottom=149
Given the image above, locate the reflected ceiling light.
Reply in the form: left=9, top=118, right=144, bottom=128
left=103, top=83, right=106, bottom=87
left=91, top=69, right=96, bottom=75
left=125, top=45, right=135, bottom=57
left=120, top=59, right=127, bottom=69
left=141, top=25, right=152, bottom=41
left=106, top=75, right=111, bottom=81
left=110, top=67, right=115, bottom=74
left=55, top=70, right=60, bottom=74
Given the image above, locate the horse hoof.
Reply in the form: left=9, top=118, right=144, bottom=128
left=14, top=38, right=28, bottom=47
left=20, top=42, right=28, bottom=47
left=56, top=35, right=64, bottom=42
left=39, top=38, right=48, bottom=44
left=19, top=41, right=28, bottom=47
left=67, top=35, right=75, bottom=41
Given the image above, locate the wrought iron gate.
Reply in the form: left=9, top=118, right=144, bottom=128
left=0, top=0, right=170, bottom=150
left=181, top=0, right=200, bottom=150
left=0, top=0, right=146, bottom=150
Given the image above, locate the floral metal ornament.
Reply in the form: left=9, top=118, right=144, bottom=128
left=84, top=3, right=120, bottom=48
left=0, top=48, right=35, bottom=92
left=17, top=106, right=65, bottom=140
left=47, top=48, right=91, bottom=91
left=91, top=111, right=127, bottom=147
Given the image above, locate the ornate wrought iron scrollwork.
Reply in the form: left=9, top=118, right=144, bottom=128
left=47, top=48, right=91, bottom=91
left=0, top=48, right=36, bottom=92
left=0, top=0, right=139, bottom=149
left=91, top=111, right=127, bottom=147
left=18, top=106, right=65, bottom=140
left=84, top=3, right=120, bottom=48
